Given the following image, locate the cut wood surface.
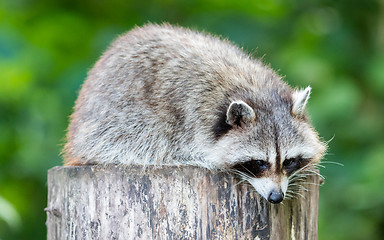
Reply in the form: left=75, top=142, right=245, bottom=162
left=46, top=165, right=319, bottom=240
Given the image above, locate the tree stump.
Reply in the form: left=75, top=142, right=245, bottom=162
left=46, top=165, right=319, bottom=240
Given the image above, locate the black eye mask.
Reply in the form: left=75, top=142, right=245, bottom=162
left=231, top=159, right=271, bottom=178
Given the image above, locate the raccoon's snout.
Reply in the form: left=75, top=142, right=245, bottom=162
left=268, top=190, right=284, bottom=204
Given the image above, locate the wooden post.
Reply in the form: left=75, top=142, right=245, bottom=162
left=46, top=165, right=319, bottom=240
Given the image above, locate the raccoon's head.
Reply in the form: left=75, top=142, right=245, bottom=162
left=211, top=86, right=326, bottom=204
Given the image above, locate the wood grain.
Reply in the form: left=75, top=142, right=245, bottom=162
left=46, top=165, right=319, bottom=240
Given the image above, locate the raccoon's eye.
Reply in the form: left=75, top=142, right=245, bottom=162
left=283, top=156, right=310, bottom=174
left=283, top=158, right=299, bottom=168
left=255, top=160, right=268, bottom=169
left=231, top=159, right=270, bottom=178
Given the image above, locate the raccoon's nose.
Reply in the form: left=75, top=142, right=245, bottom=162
left=268, top=190, right=284, bottom=204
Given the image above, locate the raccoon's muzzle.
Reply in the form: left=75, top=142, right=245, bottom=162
left=268, top=189, right=284, bottom=204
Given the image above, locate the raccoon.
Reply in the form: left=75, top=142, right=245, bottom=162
left=63, top=23, right=326, bottom=204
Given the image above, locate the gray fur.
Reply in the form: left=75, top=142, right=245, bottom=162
left=63, top=23, right=326, bottom=202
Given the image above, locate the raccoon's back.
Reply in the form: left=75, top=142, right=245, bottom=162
left=63, top=24, right=282, bottom=166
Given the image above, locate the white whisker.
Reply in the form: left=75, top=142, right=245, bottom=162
left=320, top=161, right=344, bottom=167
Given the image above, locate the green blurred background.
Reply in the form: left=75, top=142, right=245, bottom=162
left=1, top=0, right=383, bottom=239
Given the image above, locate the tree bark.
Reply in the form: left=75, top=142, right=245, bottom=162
left=46, top=165, right=319, bottom=240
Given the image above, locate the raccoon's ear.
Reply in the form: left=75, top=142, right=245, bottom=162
left=292, top=86, right=311, bottom=117
left=226, top=100, right=256, bottom=127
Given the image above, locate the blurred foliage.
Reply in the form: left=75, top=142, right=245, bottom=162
left=0, top=0, right=383, bottom=239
